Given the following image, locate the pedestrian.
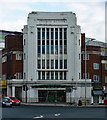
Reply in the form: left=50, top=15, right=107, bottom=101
left=78, top=97, right=82, bottom=106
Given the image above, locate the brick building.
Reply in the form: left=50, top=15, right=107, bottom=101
left=81, top=33, right=107, bottom=104
left=2, top=34, right=23, bottom=98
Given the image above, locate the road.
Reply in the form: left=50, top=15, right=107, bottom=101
left=1, top=104, right=107, bottom=120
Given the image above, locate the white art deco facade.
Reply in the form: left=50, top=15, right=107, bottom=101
left=23, top=12, right=91, bottom=103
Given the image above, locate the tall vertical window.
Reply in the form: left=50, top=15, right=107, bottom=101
left=46, top=28, right=49, bottom=40
left=55, top=28, right=58, bottom=40
left=59, top=28, right=62, bottom=39
left=42, top=28, right=45, bottom=39
left=55, top=72, right=58, bottom=80
left=64, top=59, right=67, bottom=69
left=51, top=28, right=54, bottom=39
left=47, top=60, right=49, bottom=69
left=38, top=60, right=41, bottom=69
left=51, top=45, right=54, bottom=54
left=42, top=72, right=45, bottom=80
left=46, top=72, right=50, bottom=80
left=105, top=63, right=107, bottom=70
left=37, top=28, right=41, bottom=39
left=64, top=28, right=67, bottom=40
left=55, top=60, right=58, bottom=69
left=60, top=60, right=63, bottom=69
left=42, top=60, right=45, bottom=69
left=51, top=60, right=54, bottom=69
left=42, top=45, right=45, bottom=54
left=93, top=75, right=99, bottom=82
left=60, top=72, right=63, bottom=80
left=51, top=72, right=54, bottom=80
left=38, top=72, right=41, bottom=80
left=64, top=72, right=66, bottom=80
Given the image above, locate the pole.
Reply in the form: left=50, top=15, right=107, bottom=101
left=85, top=39, right=87, bottom=106
left=25, top=84, right=27, bottom=103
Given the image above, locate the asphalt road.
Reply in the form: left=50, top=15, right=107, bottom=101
left=1, top=104, right=107, bottom=120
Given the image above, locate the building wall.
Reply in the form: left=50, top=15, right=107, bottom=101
left=23, top=12, right=81, bottom=82
left=2, top=35, right=23, bottom=80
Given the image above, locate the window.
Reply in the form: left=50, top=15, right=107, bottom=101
left=93, top=63, right=99, bottom=70
left=51, top=45, right=54, bottom=54
left=105, top=76, right=107, bottom=83
left=59, top=28, right=62, bottom=39
left=16, top=53, right=22, bottom=60
left=60, top=45, right=62, bottom=54
left=38, top=60, right=41, bottom=69
left=46, top=72, right=50, bottom=80
left=64, top=72, right=67, bottom=80
left=42, top=60, right=45, bottom=69
left=42, top=72, right=45, bottom=80
left=55, top=60, right=58, bottom=69
left=64, top=45, right=67, bottom=54
left=42, top=45, right=45, bottom=54
left=47, top=45, right=49, bottom=54
left=42, top=28, right=45, bottom=39
left=83, top=73, right=89, bottom=79
left=60, top=60, right=63, bottom=69
left=105, top=63, right=107, bottom=70
left=51, top=60, right=54, bottom=69
left=55, top=28, right=58, bottom=40
left=64, top=60, right=67, bottom=69
left=46, top=28, right=49, bottom=40
left=47, top=60, right=49, bottom=69
left=55, top=45, right=58, bottom=54
left=38, top=72, right=41, bottom=80
left=51, top=72, right=54, bottom=80
left=51, top=28, right=54, bottom=39
left=83, top=53, right=89, bottom=60
left=93, top=75, right=99, bottom=82
left=55, top=72, right=58, bottom=80
left=37, top=28, right=41, bottom=40
left=60, top=72, right=63, bottom=80
left=64, top=28, right=67, bottom=40
left=15, top=73, right=22, bottom=79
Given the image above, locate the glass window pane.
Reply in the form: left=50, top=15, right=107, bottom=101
left=42, top=28, right=45, bottom=39
left=42, top=45, right=45, bottom=54
left=64, top=60, right=67, bottom=69
left=37, top=28, right=41, bottom=39
left=60, top=60, right=63, bottom=69
left=51, top=72, right=54, bottom=80
left=59, top=28, right=62, bottom=39
left=38, top=60, right=41, bottom=69
left=64, top=28, right=67, bottom=40
left=42, top=60, right=45, bottom=69
left=47, top=60, right=49, bottom=69
left=55, top=28, right=58, bottom=40
left=55, top=72, right=58, bottom=80
left=51, top=28, right=54, bottom=39
left=47, top=28, right=49, bottom=39
left=55, top=60, right=58, bottom=69
left=42, top=72, right=45, bottom=80
left=51, top=60, right=54, bottom=69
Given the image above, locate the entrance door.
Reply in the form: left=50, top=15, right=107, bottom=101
left=38, top=90, right=66, bottom=103
left=15, top=87, right=22, bottom=101
left=93, top=96, right=99, bottom=104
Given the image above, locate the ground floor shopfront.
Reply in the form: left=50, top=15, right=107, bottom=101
left=7, top=79, right=92, bottom=104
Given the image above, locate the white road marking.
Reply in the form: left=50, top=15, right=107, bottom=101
left=33, top=115, right=43, bottom=119
left=54, top=113, right=61, bottom=117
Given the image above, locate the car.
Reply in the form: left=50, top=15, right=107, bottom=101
left=0, top=98, right=12, bottom=107
left=5, top=96, right=21, bottom=106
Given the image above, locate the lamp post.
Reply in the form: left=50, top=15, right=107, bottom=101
left=84, top=38, right=95, bottom=106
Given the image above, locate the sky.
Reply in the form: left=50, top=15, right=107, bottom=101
left=0, top=0, right=106, bottom=42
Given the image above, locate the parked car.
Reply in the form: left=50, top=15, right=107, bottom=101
left=1, top=98, right=12, bottom=107
left=5, top=96, right=21, bottom=106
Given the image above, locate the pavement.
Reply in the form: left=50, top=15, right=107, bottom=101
left=21, top=102, right=107, bottom=108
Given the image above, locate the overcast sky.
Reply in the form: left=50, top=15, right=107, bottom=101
left=0, top=0, right=106, bottom=42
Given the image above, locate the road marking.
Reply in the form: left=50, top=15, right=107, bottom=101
left=54, top=113, right=61, bottom=117
left=33, top=115, right=43, bottom=119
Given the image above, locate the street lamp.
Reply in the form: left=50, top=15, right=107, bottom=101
left=84, top=38, right=95, bottom=106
